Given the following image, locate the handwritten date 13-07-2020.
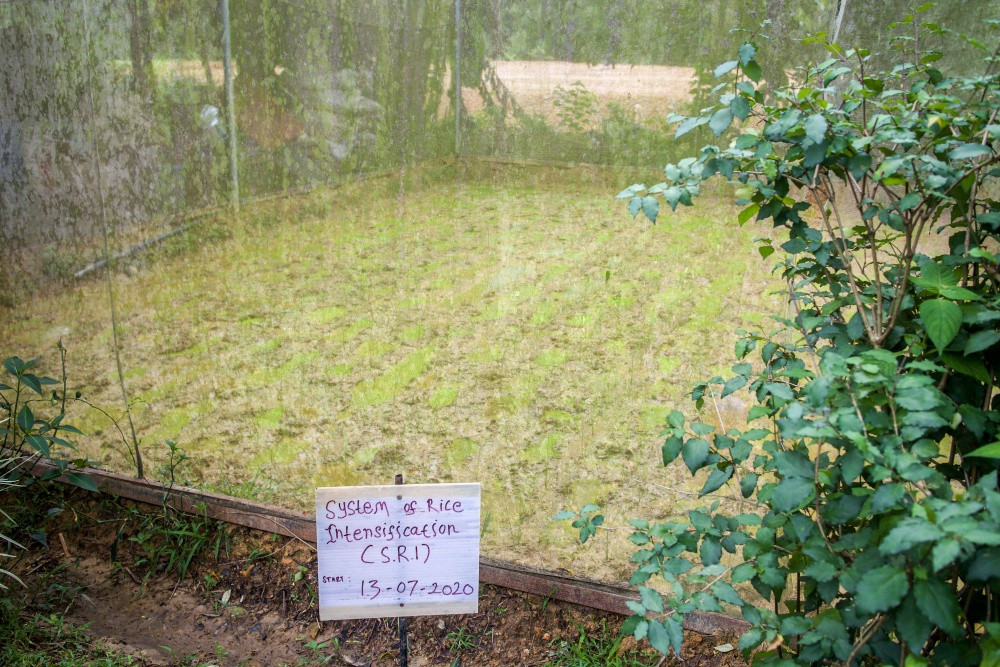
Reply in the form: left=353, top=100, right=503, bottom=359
left=359, top=579, right=475, bottom=600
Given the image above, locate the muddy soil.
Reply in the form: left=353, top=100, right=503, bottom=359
left=6, top=490, right=747, bottom=666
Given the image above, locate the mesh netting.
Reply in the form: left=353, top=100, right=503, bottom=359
left=2, top=0, right=996, bottom=580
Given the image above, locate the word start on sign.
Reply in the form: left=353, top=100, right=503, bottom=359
left=315, top=483, right=481, bottom=620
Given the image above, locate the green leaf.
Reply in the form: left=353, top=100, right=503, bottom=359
left=664, top=616, right=683, bottom=655
left=855, top=565, right=909, bottom=614
left=738, top=627, right=764, bottom=651
left=730, top=96, right=751, bottom=121
left=968, top=549, right=1000, bottom=582
left=967, top=442, right=1000, bottom=459
left=920, top=298, right=962, bottom=350
left=24, top=434, right=50, bottom=457
left=700, top=465, right=734, bottom=495
left=803, top=114, right=828, bottom=146
left=621, top=615, right=642, bottom=638
left=744, top=60, right=762, bottom=83
left=721, top=375, right=747, bottom=398
left=65, top=471, right=99, bottom=493
left=847, top=311, right=865, bottom=339
left=931, top=539, right=961, bottom=572
left=701, top=537, right=722, bottom=566
left=966, top=330, right=1000, bottom=355
left=15, top=404, right=33, bottom=434
left=682, top=438, right=710, bottom=473
left=804, top=560, right=838, bottom=582
left=639, top=586, right=665, bottom=613
left=897, top=192, right=921, bottom=211
left=896, top=593, right=934, bottom=651
left=689, top=509, right=712, bottom=532
left=674, top=116, right=699, bottom=138
left=763, top=382, right=794, bottom=402
left=709, top=108, right=734, bottom=137
left=663, top=557, right=693, bottom=576
left=847, top=152, right=871, bottom=180
left=641, top=196, right=659, bottom=223
left=628, top=196, right=642, bottom=218
left=771, top=477, right=814, bottom=512
left=738, top=204, right=759, bottom=225
left=966, top=528, right=1000, bottom=546
left=740, top=473, right=759, bottom=498
left=712, top=580, right=744, bottom=607
left=731, top=562, right=756, bottom=583
left=949, top=143, right=992, bottom=161
left=880, top=519, right=944, bottom=554
left=662, top=436, right=683, bottom=465
left=628, top=532, right=650, bottom=546
left=739, top=43, right=756, bottom=65
left=714, top=60, right=739, bottom=78
left=942, top=353, right=991, bottom=383
left=871, top=484, right=906, bottom=512
left=646, top=619, right=672, bottom=655
left=3, top=357, right=22, bottom=376
left=914, top=579, right=963, bottom=638
left=663, top=187, right=682, bottom=211
left=912, top=261, right=958, bottom=292
left=616, top=183, right=646, bottom=199
left=780, top=615, right=812, bottom=636
left=20, top=374, right=42, bottom=395
left=938, top=284, right=981, bottom=301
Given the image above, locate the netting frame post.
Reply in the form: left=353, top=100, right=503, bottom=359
left=221, top=0, right=240, bottom=211
left=454, top=0, right=461, bottom=157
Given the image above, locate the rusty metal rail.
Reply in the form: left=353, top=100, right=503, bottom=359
left=29, top=460, right=747, bottom=636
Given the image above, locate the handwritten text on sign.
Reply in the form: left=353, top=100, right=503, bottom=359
left=315, top=483, right=480, bottom=620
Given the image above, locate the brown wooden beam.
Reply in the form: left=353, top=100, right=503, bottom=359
left=27, top=459, right=747, bottom=636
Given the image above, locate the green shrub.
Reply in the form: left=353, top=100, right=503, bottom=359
left=1, top=349, right=97, bottom=492
left=554, top=81, right=600, bottom=132
left=1, top=347, right=99, bottom=590
left=566, top=11, right=1000, bottom=666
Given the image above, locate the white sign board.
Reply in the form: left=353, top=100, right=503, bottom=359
left=315, top=483, right=480, bottom=621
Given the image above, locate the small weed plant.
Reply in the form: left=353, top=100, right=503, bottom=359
left=565, top=10, right=1000, bottom=666
left=553, top=81, right=600, bottom=132
left=0, top=606, right=141, bottom=666
left=109, top=441, right=229, bottom=584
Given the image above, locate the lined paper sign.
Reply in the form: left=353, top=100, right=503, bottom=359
left=315, top=483, right=481, bottom=620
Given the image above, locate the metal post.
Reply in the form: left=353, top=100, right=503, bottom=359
left=221, top=0, right=239, bottom=210
left=395, top=472, right=408, bottom=667
left=831, top=0, right=848, bottom=44
left=454, top=0, right=461, bottom=157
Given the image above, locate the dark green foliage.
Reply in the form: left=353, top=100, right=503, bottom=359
left=1, top=348, right=97, bottom=493
left=571, top=10, right=1000, bottom=666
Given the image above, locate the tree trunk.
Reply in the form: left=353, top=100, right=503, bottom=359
left=127, top=0, right=153, bottom=99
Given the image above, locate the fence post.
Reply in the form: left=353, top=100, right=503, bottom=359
left=454, top=0, right=461, bottom=157
left=221, top=0, right=239, bottom=210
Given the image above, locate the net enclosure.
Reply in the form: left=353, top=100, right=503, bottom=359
left=1, top=0, right=996, bottom=580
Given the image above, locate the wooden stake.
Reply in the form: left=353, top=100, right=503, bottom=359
left=58, top=532, right=72, bottom=559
